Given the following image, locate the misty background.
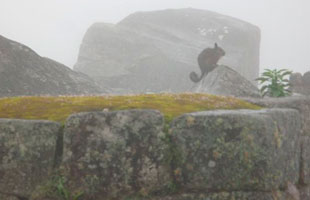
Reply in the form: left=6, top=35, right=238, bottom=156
left=0, top=0, right=309, bottom=74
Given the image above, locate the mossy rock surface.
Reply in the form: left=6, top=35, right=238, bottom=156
left=170, top=108, right=302, bottom=191
left=60, top=109, right=169, bottom=199
left=245, top=96, right=310, bottom=185
left=0, top=119, right=60, bottom=199
left=0, top=93, right=261, bottom=123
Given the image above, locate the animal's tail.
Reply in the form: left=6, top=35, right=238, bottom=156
left=190, top=71, right=203, bottom=83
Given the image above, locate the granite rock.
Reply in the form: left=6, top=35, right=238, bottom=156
left=61, top=109, right=169, bottom=199
left=0, top=35, right=104, bottom=97
left=0, top=119, right=60, bottom=200
left=74, top=8, right=260, bottom=93
left=192, top=65, right=260, bottom=97
left=170, top=109, right=301, bottom=191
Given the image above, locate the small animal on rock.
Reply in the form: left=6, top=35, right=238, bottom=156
left=190, top=43, right=225, bottom=83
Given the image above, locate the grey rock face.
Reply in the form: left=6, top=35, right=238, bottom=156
left=62, top=109, right=169, bottom=199
left=244, top=96, right=310, bottom=136
left=149, top=191, right=286, bottom=200
left=289, top=71, right=310, bottom=96
left=0, top=35, right=103, bottom=97
left=303, top=71, right=310, bottom=95
left=74, top=8, right=260, bottom=93
left=192, top=65, right=260, bottom=97
left=300, top=186, right=310, bottom=200
left=290, top=73, right=305, bottom=94
left=170, top=109, right=301, bottom=191
left=0, top=119, right=60, bottom=199
left=301, top=136, right=310, bottom=185
left=243, top=96, right=310, bottom=185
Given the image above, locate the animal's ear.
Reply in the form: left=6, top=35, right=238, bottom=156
left=214, top=43, right=218, bottom=48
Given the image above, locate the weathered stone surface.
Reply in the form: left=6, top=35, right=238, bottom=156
left=0, top=34, right=104, bottom=97
left=289, top=71, right=310, bottom=96
left=286, top=181, right=301, bottom=200
left=238, top=96, right=310, bottom=186
left=290, top=73, right=305, bottom=95
left=0, top=119, right=60, bottom=200
left=300, top=136, right=310, bottom=185
left=192, top=65, right=260, bottom=97
left=149, top=191, right=286, bottom=200
left=303, top=71, right=310, bottom=95
left=74, top=8, right=260, bottom=93
left=62, top=109, right=169, bottom=199
left=300, top=185, right=310, bottom=200
left=170, top=109, right=301, bottom=191
left=243, top=96, right=310, bottom=136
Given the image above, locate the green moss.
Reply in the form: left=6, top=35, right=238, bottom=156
left=0, top=93, right=261, bottom=123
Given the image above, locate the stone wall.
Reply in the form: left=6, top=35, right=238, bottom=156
left=1, top=96, right=310, bottom=200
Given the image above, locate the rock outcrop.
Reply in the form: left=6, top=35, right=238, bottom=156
left=192, top=65, right=260, bottom=97
left=74, top=8, right=260, bottom=94
left=0, top=35, right=103, bottom=97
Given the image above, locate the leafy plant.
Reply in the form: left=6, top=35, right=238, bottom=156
left=256, top=69, right=292, bottom=97
left=54, top=176, right=84, bottom=200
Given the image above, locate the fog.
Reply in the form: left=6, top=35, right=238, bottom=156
left=0, top=0, right=309, bottom=74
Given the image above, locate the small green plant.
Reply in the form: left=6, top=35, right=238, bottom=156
left=54, top=176, right=84, bottom=200
left=256, top=69, right=292, bottom=97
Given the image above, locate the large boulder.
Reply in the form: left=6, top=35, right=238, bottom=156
left=0, top=119, right=61, bottom=200
left=61, top=110, right=169, bottom=199
left=0, top=35, right=104, bottom=97
left=191, top=65, right=260, bottom=97
left=74, top=8, right=260, bottom=94
left=169, top=109, right=301, bottom=191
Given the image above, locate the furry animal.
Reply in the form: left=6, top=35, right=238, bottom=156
left=190, top=43, right=225, bottom=83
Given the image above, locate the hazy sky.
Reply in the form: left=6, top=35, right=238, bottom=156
left=0, top=0, right=309, bottom=74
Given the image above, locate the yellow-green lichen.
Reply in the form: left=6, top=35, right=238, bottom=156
left=0, top=93, right=261, bottom=123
